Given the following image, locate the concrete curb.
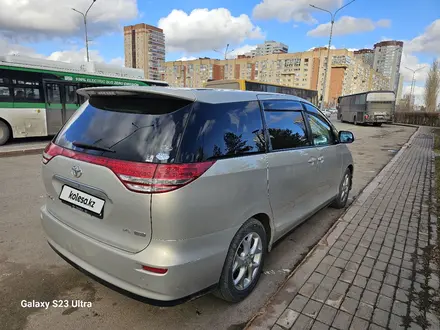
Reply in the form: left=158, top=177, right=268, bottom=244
left=244, top=127, right=421, bottom=330
left=0, top=147, right=45, bottom=158
left=391, top=123, right=419, bottom=128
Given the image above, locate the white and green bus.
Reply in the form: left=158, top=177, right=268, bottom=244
left=0, top=55, right=168, bottom=145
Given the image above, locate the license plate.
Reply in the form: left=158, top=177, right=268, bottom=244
left=59, top=185, right=105, bottom=216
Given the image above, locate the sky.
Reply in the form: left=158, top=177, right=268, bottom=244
left=0, top=0, right=439, bottom=104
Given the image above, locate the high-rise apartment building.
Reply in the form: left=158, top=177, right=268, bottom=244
left=245, top=40, right=289, bottom=57
left=354, top=49, right=374, bottom=67
left=124, top=23, right=165, bottom=81
left=162, top=48, right=389, bottom=106
left=373, top=40, right=403, bottom=93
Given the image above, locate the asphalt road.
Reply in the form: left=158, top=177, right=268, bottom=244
left=0, top=121, right=416, bottom=330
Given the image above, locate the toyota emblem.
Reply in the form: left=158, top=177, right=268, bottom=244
left=71, top=165, right=82, bottom=178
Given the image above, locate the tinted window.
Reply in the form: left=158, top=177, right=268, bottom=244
left=55, top=97, right=193, bottom=163
left=265, top=111, right=309, bottom=150
left=65, top=85, right=78, bottom=104
left=178, top=101, right=265, bottom=162
left=262, top=100, right=303, bottom=111
left=307, top=113, right=335, bottom=146
left=46, top=84, right=61, bottom=103
left=13, top=87, right=41, bottom=102
left=0, top=86, right=11, bottom=100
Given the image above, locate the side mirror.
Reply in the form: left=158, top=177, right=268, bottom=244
left=339, top=130, right=355, bottom=144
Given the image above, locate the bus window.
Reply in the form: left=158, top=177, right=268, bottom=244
left=13, top=88, right=26, bottom=101
left=25, top=88, right=40, bottom=101
left=13, top=87, right=41, bottom=102
left=46, top=84, right=61, bottom=104
left=0, top=86, right=12, bottom=101
left=65, top=85, right=78, bottom=104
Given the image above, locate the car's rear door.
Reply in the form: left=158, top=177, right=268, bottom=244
left=259, top=98, right=320, bottom=238
left=42, top=90, right=196, bottom=253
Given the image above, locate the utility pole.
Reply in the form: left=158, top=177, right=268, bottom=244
left=72, top=0, right=98, bottom=62
left=310, top=0, right=356, bottom=111
left=405, top=66, right=425, bottom=109
left=213, top=44, right=235, bottom=60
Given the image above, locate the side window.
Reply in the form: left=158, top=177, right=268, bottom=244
left=0, top=86, right=11, bottom=101
left=264, top=111, right=309, bottom=150
left=13, top=88, right=26, bottom=101
left=303, top=103, right=336, bottom=146
left=307, top=113, right=335, bottom=146
left=13, top=87, right=41, bottom=102
left=65, top=85, right=78, bottom=104
left=46, top=84, right=61, bottom=103
left=178, top=101, right=265, bottom=162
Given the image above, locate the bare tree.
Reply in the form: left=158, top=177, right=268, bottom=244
left=424, top=59, right=440, bottom=112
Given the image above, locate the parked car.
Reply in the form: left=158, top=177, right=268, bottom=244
left=40, top=87, right=355, bottom=305
left=323, top=109, right=332, bottom=118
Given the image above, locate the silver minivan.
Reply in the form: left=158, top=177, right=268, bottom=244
left=40, top=86, right=354, bottom=305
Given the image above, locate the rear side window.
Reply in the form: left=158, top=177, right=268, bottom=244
left=178, top=101, right=265, bottom=162
left=55, top=96, right=193, bottom=163
left=265, top=111, right=310, bottom=150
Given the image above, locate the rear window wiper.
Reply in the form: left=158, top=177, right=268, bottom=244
left=72, top=141, right=116, bottom=153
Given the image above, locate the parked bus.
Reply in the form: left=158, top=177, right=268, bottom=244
left=205, top=79, right=319, bottom=106
left=0, top=55, right=168, bottom=145
left=337, top=91, right=395, bottom=126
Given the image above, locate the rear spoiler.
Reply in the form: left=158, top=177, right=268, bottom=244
left=76, top=86, right=197, bottom=102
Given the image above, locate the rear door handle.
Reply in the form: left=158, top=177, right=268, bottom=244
left=308, top=157, right=317, bottom=165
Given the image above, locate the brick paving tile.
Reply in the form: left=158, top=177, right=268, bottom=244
left=317, top=304, right=338, bottom=326
left=246, top=129, right=440, bottom=330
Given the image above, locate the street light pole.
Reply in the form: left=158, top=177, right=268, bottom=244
left=213, top=44, right=235, bottom=60
left=310, top=0, right=356, bottom=111
left=405, top=66, right=425, bottom=109
left=72, top=0, right=97, bottom=62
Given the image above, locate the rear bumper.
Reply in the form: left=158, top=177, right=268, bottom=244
left=41, top=205, right=234, bottom=304
left=365, top=116, right=390, bottom=123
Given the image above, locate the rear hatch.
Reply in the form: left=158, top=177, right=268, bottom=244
left=41, top=88, right=195, bottom=253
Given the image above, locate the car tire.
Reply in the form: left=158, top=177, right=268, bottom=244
left=214, top=218, right=267, bottom=303
left=331, top=168, right=352, bottom=209
left=0, top=121, right=11, bottom=146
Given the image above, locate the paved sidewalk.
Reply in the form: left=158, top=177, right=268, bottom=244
left=246, top=127, right=439, bottom=330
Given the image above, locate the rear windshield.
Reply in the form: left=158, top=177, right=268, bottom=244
left=55, top=96, right=193, bottom=163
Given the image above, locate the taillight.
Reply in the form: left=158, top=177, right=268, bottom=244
left=41, top=142, right=215, bottom=194
left=364, top=114, right=369, bottom=119
left=141, top=265, right=168, bottom=274
left=42, top=142, right=64, bottom=164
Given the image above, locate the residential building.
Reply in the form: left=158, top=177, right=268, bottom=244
left=373, top=40, right=404, bottom=93
left=245, top=40, right=289, bottom=57
left=162, top=48, right=389, bottom=106
left=396, top=75, right=404, bottom=104
left=354, top=49, right=374, bottom=67
left=124, top=23, right=166, bottom=81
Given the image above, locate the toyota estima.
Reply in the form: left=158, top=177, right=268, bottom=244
left=40, top=86, right=355, bottom=305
